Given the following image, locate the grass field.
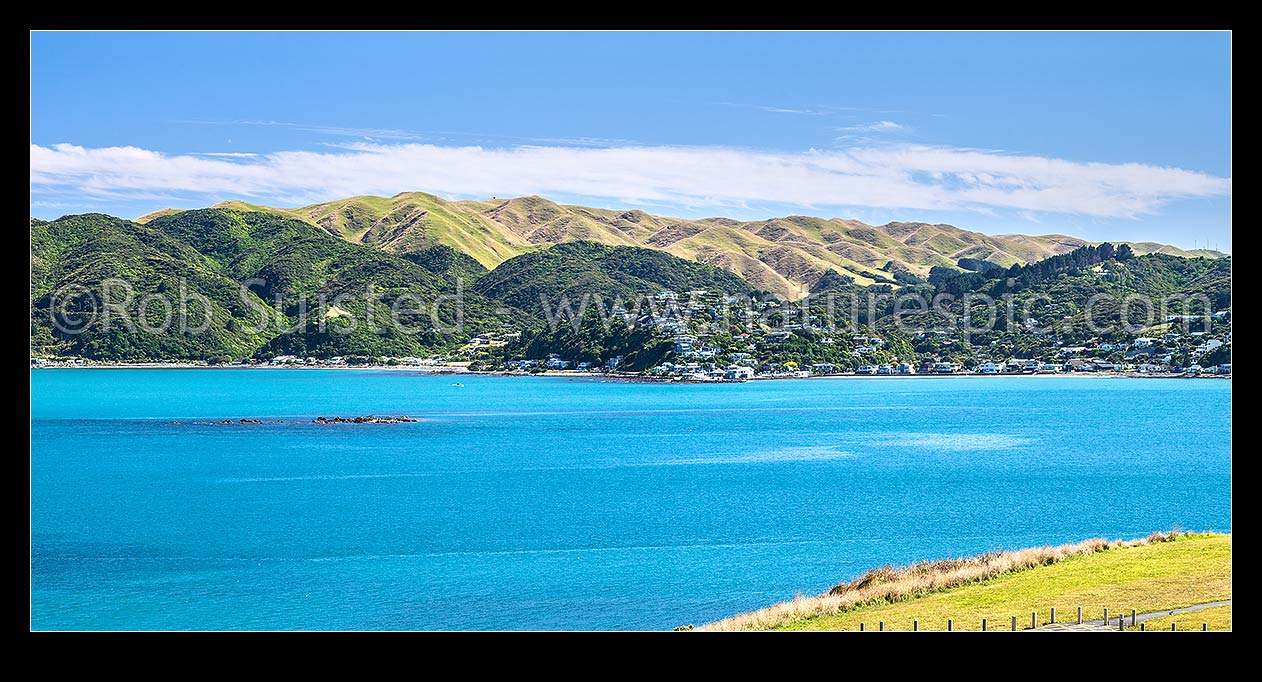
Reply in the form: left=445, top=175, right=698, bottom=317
left=1128, top=605, right=1232, bottom=631
left=701, top=532, right=1230, bottom=631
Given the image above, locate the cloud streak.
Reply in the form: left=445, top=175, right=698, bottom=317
left=838, top=120, right=905, bottom=133
left=30, top=142, right=1231, bottom=218
left=759, top=106, right=830, bottom=116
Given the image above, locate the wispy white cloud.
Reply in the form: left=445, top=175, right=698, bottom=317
left=838, top=120, right=905, bottom=133
left=719, top=102, right=862, bottom=117
left=198, top=152, right=258, bottom=158
left=185, top=119, right=429, bottom=142
left=759, top=106, right=829, bottom=116
left=29, top=142, right=1231, bottom=219
left=721, top=103, right=941, bottom=119
left=185, top=118, right=641, bottom=148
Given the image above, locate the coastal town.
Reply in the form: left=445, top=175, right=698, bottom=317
left=32, top=288, right=1232, bottom=382
left=475, top=288, right=1230, bottom=381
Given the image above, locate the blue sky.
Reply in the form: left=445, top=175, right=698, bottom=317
left=30, top=31, right=1231, bottom=251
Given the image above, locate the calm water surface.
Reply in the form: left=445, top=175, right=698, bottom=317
left=30, top=370, right=1231, bottom=630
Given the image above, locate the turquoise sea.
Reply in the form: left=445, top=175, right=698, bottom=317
left=30, top=370, right=1231, bottom=630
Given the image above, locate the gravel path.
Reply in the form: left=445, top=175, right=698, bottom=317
left=1037, top=600, right=1231, bottom=631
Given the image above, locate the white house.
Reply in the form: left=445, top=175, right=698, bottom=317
left=724, top=365, right=755, bottom=380
left=977, top=362, right=1003, bottom=374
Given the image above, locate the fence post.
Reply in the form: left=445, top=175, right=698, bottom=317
left=947, top=619, right=953, bottom=631
left=1131, top=609, right=1136, bottom=627
left=913, top=620, right=918, bottom=631
left=1031, top=611, right=1037, bottom=629
left=1104, top=607, right=1108, bottom=624
left=879, top=621, right=884, bottom=632
left=1051, top=607, right=1056, bottom=624
left=1171, top=622, right=1176, bottom=631
left=1202, top=623, right=1207, bottom=631
left=1118, top=616, right=1124, bottom=631
left=1077, top=606, right=1082, bottom=624
left=1011, top=615, right=1017, bottom=631
left=1140, top=623, right=1145, bottom=631
left=982, top=618, right=987, bottom=632
left=860, top=623, right=865, bottom=631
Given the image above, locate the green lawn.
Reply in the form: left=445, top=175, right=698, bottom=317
left=773, top=534, right=1230, bottom=631
left=1128, top=605, right=1232, bottom=632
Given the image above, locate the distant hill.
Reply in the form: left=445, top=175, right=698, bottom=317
left=31, top=211, right=767, bottom=361
left=134, top=193, right=1225, bottom=300
left=868, top=244, right=1232, bottom=364
left=32, top=209, right=527, bottom=360
left=398, top=243, right=489, bottom=284
left=472, top=240, right=760, bottom=318
left=31, top=208, right=1231, bottom=364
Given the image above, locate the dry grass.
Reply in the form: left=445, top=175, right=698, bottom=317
left=699, top=530, right=1190, bottom=631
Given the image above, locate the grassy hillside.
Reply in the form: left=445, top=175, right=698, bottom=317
left=701, top=532, right=1230, bottom=631
left=31, top=210, right=527, bottom=360
left=1128, top=605, right=1231, bottom=631
left=136, top=193, right=1224, bottom=300
left=209, top=193, right=534, bottom=268
left=33, top=206, right=1230, bottom=365
left=133, top=207, right=183, bottom=223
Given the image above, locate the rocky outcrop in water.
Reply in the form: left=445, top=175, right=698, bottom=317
left=312, top=415, right=419, bottom=424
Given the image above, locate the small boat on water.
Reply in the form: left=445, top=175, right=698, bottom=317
left=451, top=383, right=464, bottom=387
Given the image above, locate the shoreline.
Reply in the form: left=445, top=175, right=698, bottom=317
left=700, top=531, right=1229, bottom=631
left=30, top=363, right=1230, bottom=381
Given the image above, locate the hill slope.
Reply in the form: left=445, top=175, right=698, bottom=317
left=32, top=212, right=771, bottom=361
left=472, top=240, right=760, bottom=318
left=701, top=532, right=1230, bottom=631
left=31, top=209, right=527, bottom=360
left=136, top=194, right=1224, bottom=300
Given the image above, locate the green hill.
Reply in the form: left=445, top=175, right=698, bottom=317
left=472, top=240, right=760, bottom=318
left=853, top=244, right=1232, bottom=365
left=30, top=212, right=767, bottom=362
left=135, top=193, right=1224, bottom=300
left=398, top=243, right=489, bottom=284
left=31, top=209, right=527, bottom=360
left=33, top=203, right=1229, bottom=364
